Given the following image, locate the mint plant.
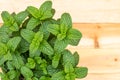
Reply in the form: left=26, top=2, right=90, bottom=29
left=0, top=1, right=88, bottom=80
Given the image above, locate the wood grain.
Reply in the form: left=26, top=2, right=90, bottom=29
left=0, top=0, right=120, bottom=23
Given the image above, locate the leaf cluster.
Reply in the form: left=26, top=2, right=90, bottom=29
left=0, top=1, right=88, bottom=80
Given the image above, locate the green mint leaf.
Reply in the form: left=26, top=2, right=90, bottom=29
left=60, top=24, right=68, bottom=34
left=0, top=33, right=9, bottom=43
left=39, top=1, right=52, bottom=20
left=67, top=28, right=82, bottom=46
left=0, top=25, right=12, bottom=35
left=21, top=29, right=35, bottom=43
left=47, top=24, right=60, bottom=36
left=64, top=62, right=74, bottom=73
left=39, top=76, right=51, bottom=80
left=57, top=33, right=66, bottom=40
left=27, top=6, right=40, bottom=18
left=40, top=59, right=47, bottom=74
left=4, top=51, right=12, bottom=60
left=75, top=67, right=88, bottom=79
left=7, top=70, right=17, bottom=79
left=0, top=42, right=7, bottom=56
left=0, top=73, right=9, bottom=80
left=54, top=39, right=68, bottom=53
left=65, top=73, right=76, bottom=80
left=7, top=37, right=21, bottom=52
left=0, top=57, right=6, bottom=66
left=15, top=11, right=29, bottom=25
left=10, top=22, right=19, bottom=31
left=26, top=58, right=36, bottom=69
left=1, top=11, right=19, bottom=31
left=18, top=38, right=29, bottom=53
left=0, top=51, right=12, bottom=65
left=6, top=61, right=14, bottom=70
left=52, top=53, right=61, bottom=68
left=60, top=13, right=72, bottom=29
left=26, top=17, right=41, bottom=30
left=1, top=11, right=14, bottom=25
left=29, top=31, right=43, bottom=57
left=63, top=50, right=76, bottom=67
left=51, top=9, right=55, bottom=17
left=47, top=65, right=60, bottom=76
left=34, top=57, right=42, bottom=64
left=12, top=53, right=24, bottom=69
left=51, top=71, right=66, bottom=80
left=21, top=66, right=33, bottom=79
left=39, top=40, right=54, bottom=55
left=39, top=21, right=51, bottom=40
left=32, top=77, right=38, bottom=80
left=73, top=52, right=79, bottom=66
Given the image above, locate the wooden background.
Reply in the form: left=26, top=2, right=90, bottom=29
left=0, top=0, right=120, bottom=80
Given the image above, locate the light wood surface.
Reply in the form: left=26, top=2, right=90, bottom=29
left=0, top=23, right=120, bottom=80
left=0, top=0, right=120, bottom=23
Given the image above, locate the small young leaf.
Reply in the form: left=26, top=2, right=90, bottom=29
left=29, top=31, right=43, bottom=57
left=51, top=71, right=66, bottom=80
left=75, top=67, right=88, bottom=79
left=15, top=11, right=29, bottom=25
left=39, top=40, right=54, bottom=55
left=64, top=62, right=74, bottom=73
left=54, top=39, right=68, bottom=53
left=65, top=73, right=76, bottom=80
left=67, top=28, right=82, bottom=46
left=60, top=24, right=68, bottom=34
left=57, top=33, right=66, bottom=40
left=27, top=6, right=40, bottom=18
left=60, top=13, right=72, bottom=29
left=39, top=1, right=52, bottom=20
left=26, top=58, right=35, bottom=69
left=73, top=52, right=79, bottom=66
left=62, top=50, right=76, bottom=67
left=34, top=57, right=42, bottom=64
left=21, top=66, right=33, bottom=79
left=40, top=59, right=47, bottom=74
left=7, top=37, right=21, bottom=52
left=1, top=11, right=14, bottom=25
left=47, top=24, right=60, bottom=36
left=26, top=17, right=41, bottom=30
left=52, top=53, right=61, bottom=68
left=21, top=29, right=35, bottom=43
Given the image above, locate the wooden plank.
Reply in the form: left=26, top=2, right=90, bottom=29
left=69, top=49, right=120, bottom=80
left=0, top=0, right=120, bottom=22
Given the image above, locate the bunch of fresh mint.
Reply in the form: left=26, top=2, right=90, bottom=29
left=0, top=1, right=88, bottom=80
